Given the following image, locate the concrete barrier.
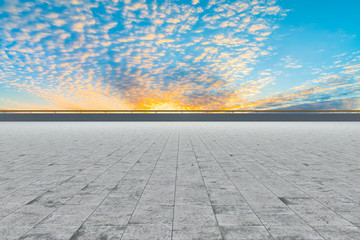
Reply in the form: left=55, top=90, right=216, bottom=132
left=1, top=113, right=360, bottom=121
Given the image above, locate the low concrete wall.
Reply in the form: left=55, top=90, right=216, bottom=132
left=1, top=113, right=360, bottom=121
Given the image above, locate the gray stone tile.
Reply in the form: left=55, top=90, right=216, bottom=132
left=121, top=224, right=172, bottom=240
left=85, top=213, right=132, bottom=226
left=66, top=224, right=126, bottom=240
left=220, top=226, right=272, bottom=240
left=172, top=225, right=222, bottom=240
left=66, top=193, right=105, bottom=205
left=213, top=205, right=262, bottom=226
left=337, top=210, right=360, bottom=227
left=290, top=205, right=354, bottom=226
left=257, top=211, right=308, bottom=227
left=0, top=225, right=32, bottom=240
left=39, top=205, right=95, bottom=226
left=0, top=205, right=18, bottom=219
left=19, top=224, right=79, bottom=240
left=174, top=205, right=217, bottom=226
left=268, top=226, right=325, bottom=240
left=313, top=225, right=360, bottom=240
left=137, top=184, right=175, bottom=205
left=84, top=204, right=134, bottom=226
left=129, top=204, right=173, bottom=224
left=216, top=214, right=262, bottom=226
left=1, top=122, right=360, bottom=239
left=175, top=185, right=211, bottom=205
left=0, top=211, right=46, bottom=227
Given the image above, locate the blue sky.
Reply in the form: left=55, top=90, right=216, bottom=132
left=0, top=0, right=359, bottom=109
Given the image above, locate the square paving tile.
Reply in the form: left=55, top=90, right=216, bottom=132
left=0, top=122, right=359, bottom=240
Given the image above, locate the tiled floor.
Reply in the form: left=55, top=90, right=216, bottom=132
left=0, top=122, right=360, bottom=240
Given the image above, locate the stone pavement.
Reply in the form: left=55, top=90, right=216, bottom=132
left=0, top=122, right=360, bottom=240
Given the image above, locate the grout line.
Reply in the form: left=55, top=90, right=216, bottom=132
left=171, top=125, right=180, bottom=240
left=19, top=130, right=154, bottom=238
left=186, top=124, right=225, bottom=240
left=213, top=127, right=358, bottom=232
left=191, top=124, right=276, bottom=240
left=202, top=126, right=328, bottom=239
left=119, top=129, right=172, bottom=239
left=0, top=132, right=146, bottom=222
left=70, top=129, right=166, bottom=239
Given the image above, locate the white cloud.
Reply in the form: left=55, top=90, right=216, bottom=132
left=0, top=0, right=290, bottom=110
left=32, top=33, right=50, bottom=43
left=285, top=64, right=302, bottom=69
left=167, top=18, right=181, bottom=24
left=35, top=23, right=50, bottom=30
left=53, top=19, right=66, bottom=27
left=71, top=0, right=82, bottom=5
left=60, top=33, right=71, bottom=39
left=72, top=22, right=85, bottom=32
left=282, top=56, right=303, bottom=69
left=192, top=0, right=200, bottom=5
left=103, top=22, right=117, bottom=31
left=248, top=24, right=268, bottom=33
left=46, top=13, right=59, bottom=19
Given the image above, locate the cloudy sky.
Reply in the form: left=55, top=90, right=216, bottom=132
left=0, top=0, right=359, bottom=110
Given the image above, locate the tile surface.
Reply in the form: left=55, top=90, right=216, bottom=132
left=0, top=122, right=360, bottom=239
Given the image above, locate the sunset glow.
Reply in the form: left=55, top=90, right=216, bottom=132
left=0, top=0, right=359, bottom=110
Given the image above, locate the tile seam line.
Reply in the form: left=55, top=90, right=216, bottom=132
left=119, top=130, right=172, bottom=240
left=247, top=141, right=360, bottom=206
left=204, top=127, right=328, bottom=239
left=18, top=131, right=153, bottom=239
left=171, top=126, right=180, bottom=240
left=222, top=132, right=360, bottom=224
left=259, top=135, right=360, bottom=190
left=0, top=124, right=148, bottom=178
left=0, top=143, right=130, bottom=222
left=66, top=129, right=166, bottom=240
left=191, top=124, right=275, bottom=240
left=3, top=131, right=144, bottom=206
left=0, top=135, right=137, bottom=199
left=186, top=125, right=226, bottom=240
left=0, top=131, right=113, bottom=183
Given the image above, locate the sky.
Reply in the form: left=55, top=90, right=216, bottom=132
left=0, top=0, right=359, bottom=110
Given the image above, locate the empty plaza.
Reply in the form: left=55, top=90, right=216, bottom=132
left=0, top=122, right=360, bottom=239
